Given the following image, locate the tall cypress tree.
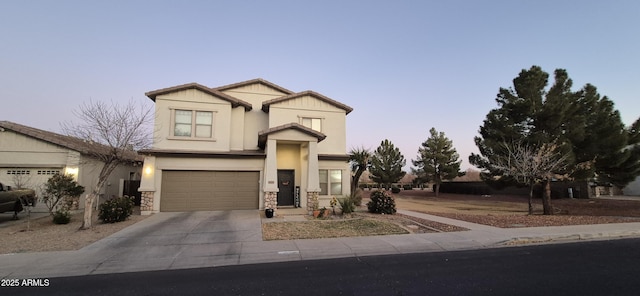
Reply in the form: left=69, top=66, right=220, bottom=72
left=369, top=139, right=406, bottom=189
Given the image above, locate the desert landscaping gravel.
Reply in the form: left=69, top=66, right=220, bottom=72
left=0, top=211, right=147, bottom=254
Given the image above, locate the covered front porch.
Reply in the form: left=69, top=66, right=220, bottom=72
left=258, top=123, right=326, bottom=216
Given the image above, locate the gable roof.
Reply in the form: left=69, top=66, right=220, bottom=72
left=0, top=121, right=141, bottom=162
left=261, top=90, right=353, bottom=114
left=145, top=83, right=253, bottom=111
left=215, top=78, right=295, bottom=95
left=257, top=123, right=326, bottom=149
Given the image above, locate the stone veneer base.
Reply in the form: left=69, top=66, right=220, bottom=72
left=140, top=191, right=154, bottom=214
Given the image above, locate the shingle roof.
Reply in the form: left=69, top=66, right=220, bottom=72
left=261, top=90, right=353, bottom=114
left=215, top=78, right=295, bottom=95
left=145, top=83, right=253, bottom=111
left=257, top=123, right=326, bottom=149
left=0, top=121, right=141, bottom=162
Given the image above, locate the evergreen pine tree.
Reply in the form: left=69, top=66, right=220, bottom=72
left=369, top=139, right=406, bottom=189
left=412, top=128, right=464, bottom=196
left=470, top=65, right=638, bottom=214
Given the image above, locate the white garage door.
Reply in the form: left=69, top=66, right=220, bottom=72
left=160, top=171, right=259, bottom=212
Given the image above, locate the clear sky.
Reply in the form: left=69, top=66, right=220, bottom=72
left=1, top=0, right=639, bottom=170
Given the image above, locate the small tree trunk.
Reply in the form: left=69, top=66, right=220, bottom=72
left=351, top=168, right=365, bottom=198
left=434, top=183, right=440, bottom=197
left=528, top=183, right=534, bottom=215
left=350, top=175, right=357, bottom=197
left=542, top=179, right=553, bottom=215
left=81, top=193, right=96, bottom=229
left=80, top=162, right=117, bottom=230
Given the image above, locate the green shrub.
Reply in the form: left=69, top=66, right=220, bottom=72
left=391, top=186, right=401, bottom=193
left=367, top=190, right=396, bottom=214
left=338, top=197, right=356, bottom=214
left=402, top=184, right=413, bottom=190
left=42, top=174, right=85, bottom=215
left=99, top=196, right=134, bottom=223
left=52, top=210, right=71, bottom=224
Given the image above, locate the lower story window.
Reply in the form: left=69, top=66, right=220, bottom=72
left=319, top=169, right=342, bottom=195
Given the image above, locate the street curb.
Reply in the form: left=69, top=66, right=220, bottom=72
left=502, top=231, right=640, bottom=246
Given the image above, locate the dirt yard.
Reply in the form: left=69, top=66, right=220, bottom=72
left=388, top=189, right=640, bottom=228
left=0, top=210, right=148, bottom=254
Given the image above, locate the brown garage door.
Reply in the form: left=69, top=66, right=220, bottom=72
left=160, top=171, right=259, bottom=211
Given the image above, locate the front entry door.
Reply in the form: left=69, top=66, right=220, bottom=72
left=277, top=170, right=295, bottom=206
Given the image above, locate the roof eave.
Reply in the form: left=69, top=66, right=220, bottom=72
left=145, top=83, right=253, bottom=111
left=261, top=90, right=353, bottom=114
left=257, top=123, right=326, bottom=149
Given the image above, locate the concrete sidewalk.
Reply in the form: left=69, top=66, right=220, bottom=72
left=2, top=209, right=640, bottom=279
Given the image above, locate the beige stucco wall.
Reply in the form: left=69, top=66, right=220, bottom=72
left=150, top=84, right=348, bottom=155
left=0, top=130, right=70, bottom=167
left=221, top=83, right=287, bottom=150
left=230, top=107, right=245, bottom=150
left=152, top=89, right=234, bottom=152
left=267, top=95, right=347, bottom=155
left=84, top=158, right=140, bottom=197
left=77, top=156, right=140, bottom=207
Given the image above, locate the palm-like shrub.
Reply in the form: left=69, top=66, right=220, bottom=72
left=338, top=197, right=356, bottom=214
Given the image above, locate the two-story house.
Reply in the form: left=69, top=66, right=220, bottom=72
left=138, top=79, right=353, bottom=215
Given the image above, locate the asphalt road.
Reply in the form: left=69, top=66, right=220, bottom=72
left=5, top=238, right=640, bottom=296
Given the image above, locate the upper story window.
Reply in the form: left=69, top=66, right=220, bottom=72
left=301, top=117, right=322, bottom=132
left=173, top=109, right=214, bottom=138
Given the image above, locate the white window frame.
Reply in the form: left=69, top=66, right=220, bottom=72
left=299, top=116, right=323, bottom=132
left=169, top=108, right=217, bottom=141
left=319, top=169, right=342, bottom=195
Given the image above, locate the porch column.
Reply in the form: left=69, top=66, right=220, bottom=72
left=139, top=156, right=157, bottom=215
left=306, top=140, right=321, bottom=214
left=263, top=138, right=279, bottom=211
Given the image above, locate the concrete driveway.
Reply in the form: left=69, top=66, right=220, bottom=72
left=88, top=210, right=262, bottom=248
left=77, top=210, right=263, bottom=273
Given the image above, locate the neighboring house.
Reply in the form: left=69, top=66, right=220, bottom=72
left=0, top=121, right=142, bottom=212
left=138, top=79, right=353, bottom=215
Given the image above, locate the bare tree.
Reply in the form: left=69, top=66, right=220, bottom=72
left=9, top=172, right=35, bottom=229
left=63, top=100, right=152, bottom=229
left=490, top=142, right=569, bottom=215
left=11, top=170, right=32, bottom=189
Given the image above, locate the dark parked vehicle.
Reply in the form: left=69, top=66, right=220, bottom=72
left=0, top=182, right=36, bottom=219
